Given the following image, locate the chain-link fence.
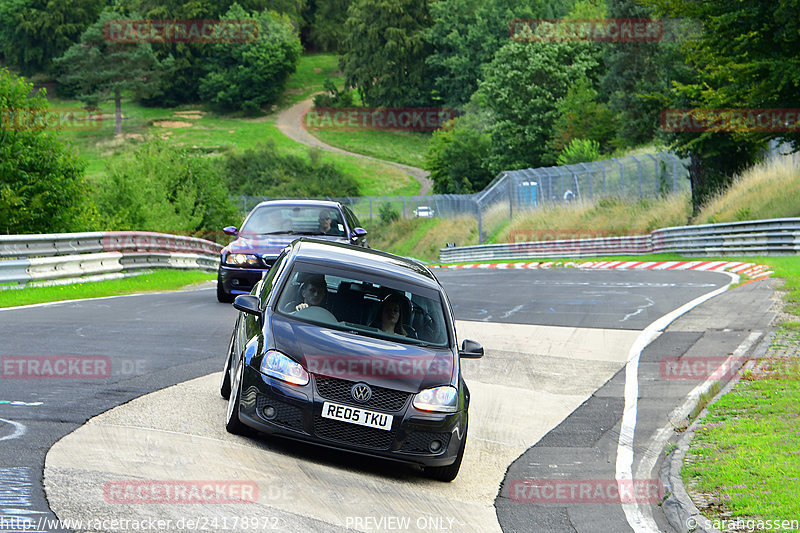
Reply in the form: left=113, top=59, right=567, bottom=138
left=233, top=151, right=689, bottom=244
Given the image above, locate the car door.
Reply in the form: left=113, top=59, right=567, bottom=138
left=342, top=205, right=368, bottom=247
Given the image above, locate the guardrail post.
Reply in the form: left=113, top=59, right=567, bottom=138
left=612, top=157, right=624, bottom=197
left=630, top=155, right=643, bottom=198
left=645, top=153, right=659, bottom=194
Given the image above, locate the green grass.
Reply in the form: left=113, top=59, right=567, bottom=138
left=0, top=270, right=214, bottom=308
left=682, top=331, right=800, bottom=520
left=310, top=128, right=432, bottom=168
left=279, top=53, right=341, bottom=106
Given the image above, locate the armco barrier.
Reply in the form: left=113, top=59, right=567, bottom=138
left=0, top=231, right=222, bottom=286
left=440, top=218, right=800, bottom=262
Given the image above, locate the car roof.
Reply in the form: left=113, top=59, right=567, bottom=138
left=253, top=199, right=342, bottom=210
left=289, top=239, right=439, bottom=288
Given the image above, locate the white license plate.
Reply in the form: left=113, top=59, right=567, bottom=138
left=321, top=402, right=393, bottom=431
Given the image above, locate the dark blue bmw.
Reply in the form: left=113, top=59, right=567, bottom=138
left=220, top=239, right=483, bottom=481
left=217, top=200, right=368, bottom=302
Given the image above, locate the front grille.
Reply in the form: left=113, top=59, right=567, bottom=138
left=256, top=395, right=305, bottom=431
left=314, top=376, right=410, bottom=412
left=313, top=414, right=396, bottom=450
left=400, top=431, right=451, bottom=454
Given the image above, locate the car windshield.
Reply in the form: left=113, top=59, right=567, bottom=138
left=276, top=264, right=449, bottom=347
left=240, top=205, right=345, bottom=237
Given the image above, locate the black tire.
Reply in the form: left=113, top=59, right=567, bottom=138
left=224, top=357, right=247, bottom=435
left=424, top=427, right=467, bottom=482
left=220, top=335, right=234, bottom=400
left=217, top=271, right=234, bottom=303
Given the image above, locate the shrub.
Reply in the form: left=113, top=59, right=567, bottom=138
left=556, top=139, right=603, bottom=166
left=222, top=141, right=359, bottom=198
left=94, top=138, right=238, bottom=234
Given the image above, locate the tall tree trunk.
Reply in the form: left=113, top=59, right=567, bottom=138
left=114, top=89, right=122, bottom=136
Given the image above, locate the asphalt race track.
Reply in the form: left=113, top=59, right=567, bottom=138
left=0, top=268, right=776, bottom=532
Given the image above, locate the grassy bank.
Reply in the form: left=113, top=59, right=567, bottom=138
left=0, top=270, right=215, bottom=308
left=48, top=54, right=416, bottom=196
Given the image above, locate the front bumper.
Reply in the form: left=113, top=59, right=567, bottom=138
left=237, top=365, right=466, bottom=467
left=218, top=265, right=267, bottom=296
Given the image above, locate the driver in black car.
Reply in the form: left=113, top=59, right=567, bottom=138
left=287, top=275, right=330, bottom=313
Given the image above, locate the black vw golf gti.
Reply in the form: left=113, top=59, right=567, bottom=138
left=221, top=239, right=483, bottom=481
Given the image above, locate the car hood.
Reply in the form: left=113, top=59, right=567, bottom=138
left=225, top=234, right=348, bottom=258
left=271, top=316, right=455, bottom=393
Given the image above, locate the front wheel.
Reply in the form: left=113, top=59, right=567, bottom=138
left=424, top=427, right=467, bottom=482
left=225, top=358, right=247, bottom=435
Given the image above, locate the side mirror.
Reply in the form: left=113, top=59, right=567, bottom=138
left=350, top=227, right=368, bottom=241
left=459, top=339, right=484, bottom=359
left=223, top=226, right=239, bottom=236
left=233, top=294, right=261, bottom=316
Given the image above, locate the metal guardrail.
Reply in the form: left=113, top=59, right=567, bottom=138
left=0, top=232, right=222, bottom=286
left=439, top=218, right=800, bottom=262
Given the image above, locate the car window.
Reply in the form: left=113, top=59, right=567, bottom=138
left=240, top=205, right=345, bottom=236
left=275, top=264, right=449, bottom=347
left=258, top=250, right=289, bottom=307
left=343, top=205, right=362, bottom=229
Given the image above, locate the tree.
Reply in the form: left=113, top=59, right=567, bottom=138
left=0, top=0, right=105, bottom=75
left=549, top=76, right=616, bottom=158
left=599, top=0, right=692, bottom=148
left=0, top=69, right=93, bottom=233
left=199, top=5, right=302, bottom=114
left=477, top=40, right=600, bottom=173
left=640, top=0, right=793, bottom=211
left=118, top=0, right=306, bottom=106
left=340, top=0, right=435, bottom=107
left=424, top=0, right=573, bottom=109
left=306, top=0, right=352, bottom=52
left=425, top=113, right=493, bottom=194
left=54, top=10, right=171, bottom=135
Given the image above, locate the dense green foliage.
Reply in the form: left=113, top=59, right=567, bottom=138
left=0, top=0, right=104, bottom=74
left=223, top=141, right=360, bottom=198
left=0, top=69, right=93, bottom=233
left=478, top=41, right=600, bottom=173
left=341, top=0, right=435, bottom=107
left=425, top=113, right=492, bottom=194
left=556, top=138, right=602, bottom=166
left=424, top=0, right=572, bottom=109
left=198, top=5, right=302, bottom=114
left=54, top=10, right=170, bottom=135
left=306, top=0, right=352, bottom=52
left=549, top=76, right=616, bottom=158
left=95, top=138, right=238, bottom=234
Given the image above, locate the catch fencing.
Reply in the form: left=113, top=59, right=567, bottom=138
left=439, top=218, right=800, bottom=263
left=0, top=231, right=221, bottom=286
left=234, top=151, right=689, bottom=244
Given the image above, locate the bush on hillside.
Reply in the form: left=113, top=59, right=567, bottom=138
left=0, top=68, right=96, bottom=233
left=94, top=138, right=238, bottom=235
left=222, top=141, right=359, bottom=198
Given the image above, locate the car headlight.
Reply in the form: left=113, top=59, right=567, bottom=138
left=259, top=350, right=309, bottom=386
left=413, top=386, right=458, bottom=413
left=225, top=253, right=260, bottom=266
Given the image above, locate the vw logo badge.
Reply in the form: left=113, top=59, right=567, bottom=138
left=351, top=383, right=372, bottom=403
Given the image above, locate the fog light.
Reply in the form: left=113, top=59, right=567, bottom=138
left=429, top=440, right=442, bottom=452
left=262, top=406, right=276, bottom=420
left=231, top=279, right=240, bottom=286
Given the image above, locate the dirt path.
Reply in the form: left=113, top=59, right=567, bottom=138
left=275, top=98, right=433, bottom=195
